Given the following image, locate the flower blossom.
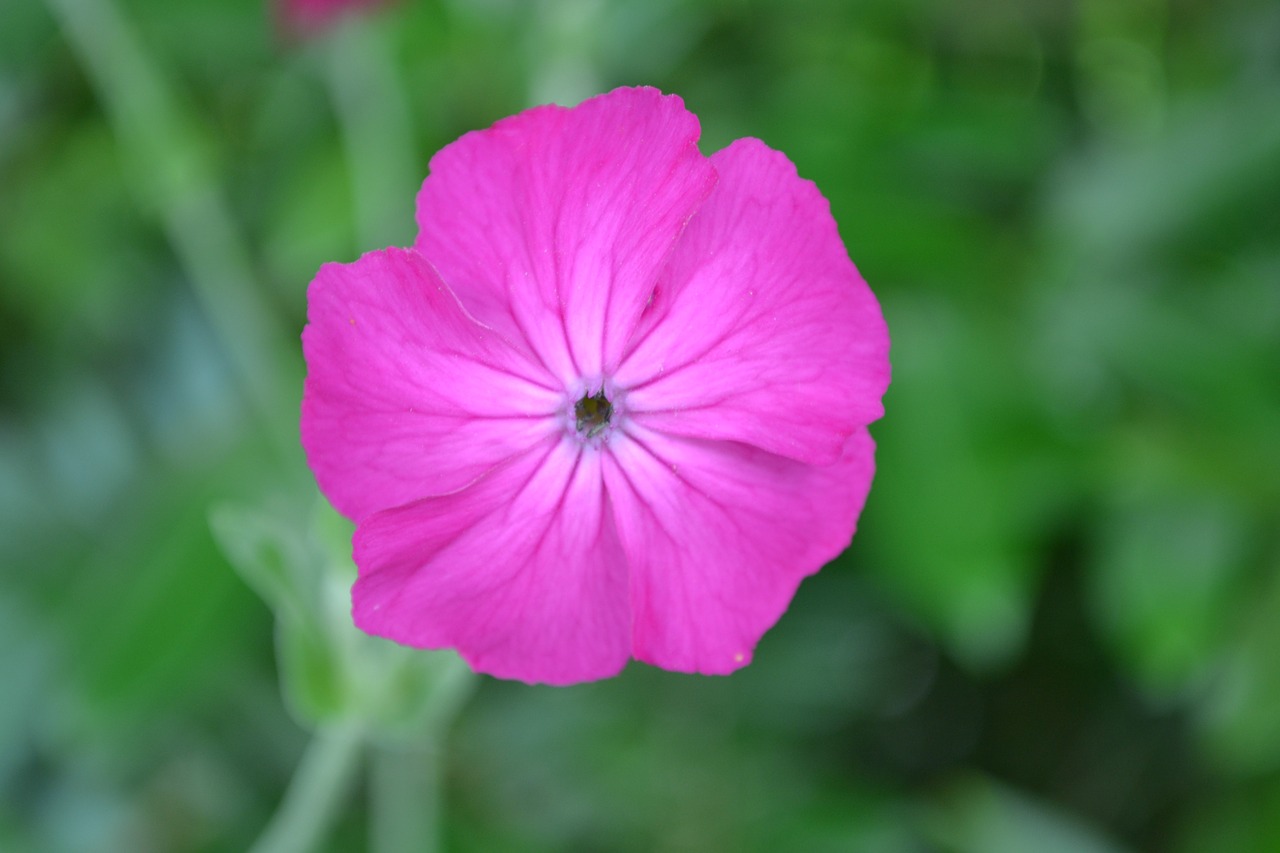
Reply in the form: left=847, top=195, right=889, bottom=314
left=301, top=87, right=890, bottom=685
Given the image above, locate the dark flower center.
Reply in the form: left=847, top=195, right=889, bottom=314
left=574, top=391, right=612, bottom=437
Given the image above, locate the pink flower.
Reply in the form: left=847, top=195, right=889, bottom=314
left=301, top=87, right=890, bottom=685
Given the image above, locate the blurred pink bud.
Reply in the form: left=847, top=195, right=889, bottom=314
left=277, top=0, right=396, bottom=38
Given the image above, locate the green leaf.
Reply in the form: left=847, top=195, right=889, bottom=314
left=211, top=498, right=350, bottom=728
left=1199, top=552, right=1280, bottom=775
left=1090, top=497, right=1247, bottom=694
left=277, top=611, right=349, bottom=726
left=364, top=647, right=477, bottom=741
left=209, top=503, right=307, bottom=618
left=309, top=496, right=357, bottom=584
left=924, top=775, right=1131, bottom=853
left=212, top=494, right=476, bottom=734
left=865, top=296, right=1061, bottom=669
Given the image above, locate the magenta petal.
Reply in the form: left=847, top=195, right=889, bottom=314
left=603, top=427, right=877, bottom=674
left=352, top=439, right=631, bottom=685
left=615, top=138, right=890, bottom=465
left=414, top=86, right=717, bottom=385
left=301, top=248, right=560, bottom=520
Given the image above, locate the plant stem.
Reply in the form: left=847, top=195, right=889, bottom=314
left=369, top=654, right=477, bottom=853
left=251, top=719, right=366, bottom=853
left=323, top=30, right=446, bottom=845
left=323, top=16, right=419, bottom=251
left=370, top=739, right=443, bottom=853
left=43, top=0, right=303, bottom=474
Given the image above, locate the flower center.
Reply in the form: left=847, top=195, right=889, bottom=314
left=574, top=390, right=613, bottom=438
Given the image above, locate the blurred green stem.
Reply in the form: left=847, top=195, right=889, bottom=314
left=323, top=27, right=455, bottom=847
left=251, top=719, right=365, bottom=853
left=324, top=17, right=418, bottom=249
left=369, top=655, right=478, bottom=853
left=529, top=0, right=604, bottom=106
left=43, top=0, right=302, bottom=473
left=370, top=741, right=443, bottom=853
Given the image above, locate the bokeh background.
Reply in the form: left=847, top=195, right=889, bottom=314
left=3, top=0, right=1279, bottom=850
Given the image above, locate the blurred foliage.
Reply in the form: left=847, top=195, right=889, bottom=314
left=2, top=0, right=1278, bottom=850
left=210, top=497, right=474, bottom=737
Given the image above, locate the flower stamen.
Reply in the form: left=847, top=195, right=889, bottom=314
left=574, top=391, right=613, bottom=438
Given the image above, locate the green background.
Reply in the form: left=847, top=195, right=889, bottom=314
left=2, top=0, right=1279, bottom=849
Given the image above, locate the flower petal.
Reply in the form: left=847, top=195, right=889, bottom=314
left=414, top=86, right=717, bottom=385
left=615, top=138, right=890, bottom=465
left=603, top=426, right=877, bottom=674
left=301, top=247, right=560, bottom=521
left=352, top=439, right=631, bottom=685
